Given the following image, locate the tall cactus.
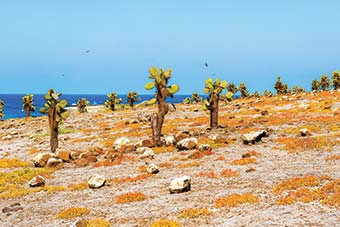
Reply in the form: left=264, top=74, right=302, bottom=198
left=0, top=99, right=5, bottom=119
left=77, top=98, right=90, bottom=113
left=104, top=92, right=122, bottom=111
left=331, top=70, right=340, bottom=90
left=203, top=78, right=228, bottom=129
left=320, top=75, right=330, bottom=91
left=144, top=66, right=179, bottom=145
left=39, top=89, right=69, bottom=152
left=22, top=94, right=35, bottom=118
left=127, top=91, right=141, bottom=108
left=239, top=82, right=249, bottom=98
left=311, top=80, right=320, bottom=92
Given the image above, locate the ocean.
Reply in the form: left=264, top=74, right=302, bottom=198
left=0, top=94, right=206, bottom=119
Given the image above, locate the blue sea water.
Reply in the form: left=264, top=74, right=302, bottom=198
left=0, top=94, right=206, bottom=119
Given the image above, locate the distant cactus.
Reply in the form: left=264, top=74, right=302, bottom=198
left=127, top=91, right=141, bottom=108
left=262, top=90, right=273, bottom=97
left=183, top=97, right=191, bottom=104
left=252, top=91, right=260, bottom=98
left=311, top=80, right=320, bottom=92
left=203, top=78, right=230, bottom=129
left=191, top=93, right=202, bottom=103
left=77, top=98, right=90, bottom=113
left=144, top=66, right=179, bottom=145
left=227, top=82, right=239, bottom=94
left=331, top=70, right=340, bottom=90
left=239, top=82, right=249, bottom=98
left=22, top=94, right=35, bottom=118
left=274, top=77, right=289, bottom=95
left=320, top=75, right=330, bottom=91
left=291, top=86, right=306, bottom=94
left=39, top=89, right=70, bottom=152
left=0, top=99, right=5, bottom=119
left=104, top=92, right=122, bottom=111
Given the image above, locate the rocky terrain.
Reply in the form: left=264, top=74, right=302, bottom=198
left=1, top=91, right=340, bottom=227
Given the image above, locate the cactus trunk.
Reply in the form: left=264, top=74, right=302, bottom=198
left=25, top=106, right=31, bottom=118
left=48, top=108, right=58, bottom=152
left=210, top=93, right=219, bottom=129
left=152, top=88, right=169, bottom=145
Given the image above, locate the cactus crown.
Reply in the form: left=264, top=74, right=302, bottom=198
left=144, top=66, right=180, bottom=100
left=203, top=78, right=227, bottom=95
left=39, top=89, right=69, bottom=122
left=22, top=94, right=36, bottom=112
left=127, top=91, right=141, bottom=102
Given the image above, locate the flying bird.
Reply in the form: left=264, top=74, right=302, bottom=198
left=85, top=50, right=90, bottom=53
left=204, top=62, right=208, bottom=67
left=61, top=74, right=65, bottom=77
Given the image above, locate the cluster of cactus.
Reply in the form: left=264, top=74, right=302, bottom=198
left=291, top=86, right=306, bottom=94
left=262, top=90, right=273, bottom=97
left=145, top=66, right=179, bottom=145
left=203, top=78, right=232, bottom=129
left=311, top=71, right=340, bottom=92
left=104, top=92, right=122, bottom=111
left=252, top=91, right=260, bottom=98
left=39, top=89, right=70, bottom=152
left=22, top=94, right=35, bottom=118
left=127, top=91, right=141, bottom=108
left=0, top=99, right=5, bottom=119
left=274, top=77, right=289, bottom=95
left=77, top=98, right=90, bottom=113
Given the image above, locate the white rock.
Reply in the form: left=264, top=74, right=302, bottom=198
left=29, top=175, right=45, bottom=187
left=300, top=128, right=310, bottom=137
left=138, top=148, right=155, bottom=159
left=169, top=176, right=191, bottom=194
left=33, top=153, right=54, bottom=167
left=88, top=175, right=106, bottom=189
left=241, top=130, right=267, bottom=144
left=1, top=135, right=13, bottom=140
left=146, top=163, right=159, bottom=174
left=114, top=137, right=131, bottom=149
left=176, top=138, right=198, bottom=150
left=46, top=157, right=63, bottom=168
left=164, top=135, right=176, bottom=146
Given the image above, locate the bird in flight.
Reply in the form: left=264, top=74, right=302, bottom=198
left=61, top=74, right=65, bottom=77
left=85, top=50, right=90, bottom=53
left=204, top=62, right=208, bottom=67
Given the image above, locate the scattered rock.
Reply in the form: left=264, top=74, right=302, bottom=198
left=300, top=128, right=311, bottom=137
left=138, top=148, right=155, bottom=159
left=46, top=157, right=63, bottom=168
left=241, top=130, right=267, bottom=144
left=88, top=175, right=106, bottom=189
left=198, top=144, right=212, bottom=153
left=114, top=137, right=131, bottom=149
left=33, top=153, right=53, bottom=167
left=164, top=135, right=176, bottom=146
left=176, top=138, right=198, bottom=150
left=56, top=150, right=71, bottom=162
left=74, top=220, right=88, bottom=227
left=2, top=203, right=23, bottom=215
left=261, top=110, right=269, bottom=115
left=129, top=119, right=140, bottom=124
left=29, top=175, right=45, bottom=187
left=104, top=150, right=116, bottom=161
left=175, top=131, right=190, bottom=142
left=1, top=135, right=13, bottom=140
left=74, top=158, right=89, bottom=167
left=117, top=144, right=136, bottom=153
left=169, top=176, right=191, bottom=194
left=246, top=167, right=256, bottom=173
left=70, top=150, right=82, bottom=160
left=146, top=163, right=159, bottom=174
left=135, top=139, right=155, bottom=148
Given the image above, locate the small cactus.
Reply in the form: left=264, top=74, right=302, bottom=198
left=22, top=94, right=35, bottom=118
left=320, top=75, right=330, bottom=91
left=331, top=70, right=340, bottom=90
left=104, top=92, right=122, bottom=111
left=239, top=82, right=250, bottom=98
left=191, top=93, right=202, bottom=103
left=127, top=91, right=141, bottom=108
left=183, top=97, right=191, bottom=104
left=203, top=78, right=231, bottom=129
left=145, top=66, right=180, bottom=145
left=311, top=80, right=320, bottom=92
left=291, top=86, right=305, bottom=94
left=0, top=99, right=5, bottom=119
left=262, top=90, right=273, bottom=97
left=77, top=98, right=90, bottom=113
left=39, top=89, right=69, bottom=152
left=252, top=91, right=260, bottom=98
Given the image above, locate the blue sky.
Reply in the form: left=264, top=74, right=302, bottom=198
left=0, top=1, right=339, bottom=94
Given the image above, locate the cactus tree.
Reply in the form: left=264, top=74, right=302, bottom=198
left=77, top=98, right=90, bottom=113
left=22, top=94, right=36, bottom=118
left=311, top=80, right=320, bottom=92
left=191, top=93, right=202, bottom=103
left=144, top=66, right=179, bottom=145
left=127, top=91, right=141, bottom=108
left=239, top=82, right=249, bottom=98
left=0, top=99, right=5, bottom=119
left=39, top=89, right=69, bottom=152
left=320, top=75, right=330, bottom=91
left=104, top=92, right=122, bottom=111
left=332, top=70, right=340, bottom=90
left=203, top=78, right=227, bottom=129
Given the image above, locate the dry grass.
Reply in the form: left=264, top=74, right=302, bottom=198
left=151, top=219, right=182, bottom=227
left=56, top=207, right=90, bottom=219
left=179, top=207, right=211, bottom=218
left=0, top=158, right=29, bottom=168
left=115, top=192, right=147, bottom=204
left=214, top=193, right=259, bottom=208
left=230, top=157, right=257, bottom=165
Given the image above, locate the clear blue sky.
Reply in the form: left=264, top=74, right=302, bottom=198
left=0, top=1, right=339, bottom=94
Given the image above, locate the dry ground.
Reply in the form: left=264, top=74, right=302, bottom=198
left=1, top=91, right=340, bottom=227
